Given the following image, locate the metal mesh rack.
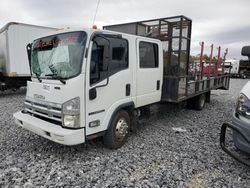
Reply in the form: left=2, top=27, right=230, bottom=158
left=104, top=15, right=229, bottom=102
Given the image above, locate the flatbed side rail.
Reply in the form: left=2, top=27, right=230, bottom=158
left=161, top=74, right=230, bottom=102
left=220, top=122, right=250, bottom=167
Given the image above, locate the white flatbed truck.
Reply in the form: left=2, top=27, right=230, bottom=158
left=14, top=16, right=230, bottom=148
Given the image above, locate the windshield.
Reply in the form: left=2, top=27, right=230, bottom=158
left=31, top=31, right=87, bottom=79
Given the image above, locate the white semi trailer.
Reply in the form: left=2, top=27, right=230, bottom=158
left=224, top=60, right=240, bottom=77
left=0, top=22, right=57, bottom=90
left=13, top=16, right=230, bottom=148
left=224, top=60, right=238, bottom=74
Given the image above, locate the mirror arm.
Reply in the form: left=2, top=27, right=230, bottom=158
left=90, top=65, right=110, bottom=100
left=89, top=76, right=109, bottom=100
left=94, top=75, right=109, bottom=89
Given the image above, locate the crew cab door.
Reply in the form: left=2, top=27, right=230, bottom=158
left=136, top=39, right=163, bottom=107
left=85, top=34, right=133, bottom=136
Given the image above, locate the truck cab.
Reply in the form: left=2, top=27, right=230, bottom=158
left=14, top=28, right=163, bottom=148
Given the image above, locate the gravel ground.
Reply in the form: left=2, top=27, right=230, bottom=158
left=0, top=79, right=250, bottom=187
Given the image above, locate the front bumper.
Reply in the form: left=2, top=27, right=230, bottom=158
left=220, top=113, right=250, bottom=166
left=13, top=111, right=85, bottom=146
left=232, top=114, right=250, bottom=153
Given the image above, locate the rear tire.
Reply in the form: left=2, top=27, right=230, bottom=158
left=103, top=110, right=130, bottom=149
left=194, top=94, right=206, bottom=110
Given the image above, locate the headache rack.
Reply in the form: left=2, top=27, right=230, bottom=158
left=104, top=15, right=230, bottom=103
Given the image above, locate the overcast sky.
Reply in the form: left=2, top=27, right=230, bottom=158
left=1, top=0, right=249, bottom=59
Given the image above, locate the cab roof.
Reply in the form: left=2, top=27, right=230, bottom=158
left=32, top=27, right=162, bottom=43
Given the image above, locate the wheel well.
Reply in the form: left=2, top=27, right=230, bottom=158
left=107, top=102, right=135, bottom=130
left=187, top=93, right=208, bottom=110
left=206, top=91, right=211, bottom=103
left=123, top=105, right=134, bottom=116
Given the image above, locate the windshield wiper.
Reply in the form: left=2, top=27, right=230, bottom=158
left=35, top=73, right=42, bottom=83
left=45, top=73, right=66, bottom=85
left=57, top=77, right=66, bottom=85
left=45, top=73, right=57, bottom=76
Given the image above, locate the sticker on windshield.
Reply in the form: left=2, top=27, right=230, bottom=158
left=33, top=33, right=80, bottom=49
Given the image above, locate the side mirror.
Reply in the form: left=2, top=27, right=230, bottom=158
left=26, top=43, right=32, bottom=73
left=242, top=46, right=250, bottom=59
left=89, top=88, right=97, bottom=100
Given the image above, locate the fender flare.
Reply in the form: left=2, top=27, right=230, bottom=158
left=106, top=101, right=135, bottom=130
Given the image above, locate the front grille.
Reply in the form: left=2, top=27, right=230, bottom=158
left=25, top=111, right=62, bottom=126
left=24, top=99, right=62, bottom=124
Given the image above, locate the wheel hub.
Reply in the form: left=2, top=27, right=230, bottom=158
left=115, top=118, right=129, bottom=141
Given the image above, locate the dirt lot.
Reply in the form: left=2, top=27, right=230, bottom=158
left=0, top=79, right=250, bottom=187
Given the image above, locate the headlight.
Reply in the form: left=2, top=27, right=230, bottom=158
left=63, top=115, right=80, bottom=128
left=236, top=94, right=250, bottom=119
left=62, top=97, right=80, bottom=128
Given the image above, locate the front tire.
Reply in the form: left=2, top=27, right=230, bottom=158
left=103, top=110, right=130, bottom=149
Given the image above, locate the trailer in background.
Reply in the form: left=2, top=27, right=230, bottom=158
left=0, top=22, right=57, bottom=91
left=224, top=59, right=250, bottom=78
left=224, top=60, right=235, bottom=75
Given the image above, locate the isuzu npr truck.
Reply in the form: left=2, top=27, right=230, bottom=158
left=14, top=16, right=230, bottom=148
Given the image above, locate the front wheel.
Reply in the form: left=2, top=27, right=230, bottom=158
left=103, top=110, right=130, bottom=149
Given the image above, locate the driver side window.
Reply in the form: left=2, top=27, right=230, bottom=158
left=90, top=36, right=128, bottom=85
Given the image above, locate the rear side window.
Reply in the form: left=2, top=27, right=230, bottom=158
left=109, top=38, right=128, bottom=75
left=139, top=41, right=159, bottom=68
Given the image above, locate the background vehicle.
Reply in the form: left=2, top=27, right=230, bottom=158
left=238, top=59, right=250, bottom=78
left=224, top=60, right=239, bottom=76
left=220, top=46, right=250, bottom=166
left=224, top=59, right=250, bottom=78
left=14, top=15, right=230, bottom=148
left=0, top=22, right=57, bottom=91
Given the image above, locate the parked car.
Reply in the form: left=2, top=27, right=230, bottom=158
left=220, top=46, right=250, bottom=166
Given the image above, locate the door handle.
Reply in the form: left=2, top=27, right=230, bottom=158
left=156, top=80, right=160, bottom=90
left=126, top=84, right=131, bottom=96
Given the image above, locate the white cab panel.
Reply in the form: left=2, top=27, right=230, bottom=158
left=136, top=38, right=163, bottom=107
left=85, top=35, right=134, bottom=136
left=27, top=74, right=85, bottom=127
